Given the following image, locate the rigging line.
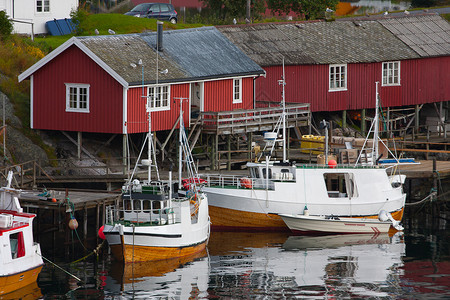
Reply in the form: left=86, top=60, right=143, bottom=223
left=38, top=253, right=82, bottom=282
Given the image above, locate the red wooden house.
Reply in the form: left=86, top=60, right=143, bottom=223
left=218, top=15, right=450, bottom=128
left=18, top=26, right=265, bottom=137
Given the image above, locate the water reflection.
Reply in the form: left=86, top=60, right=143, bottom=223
left=105, top=250, right=209, bottom=298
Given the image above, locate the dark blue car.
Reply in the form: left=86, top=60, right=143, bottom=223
left=125, top=3, right=178, bottom=24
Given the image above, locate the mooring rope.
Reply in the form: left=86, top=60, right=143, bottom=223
left=38, top=253, right=82, bottom=282
left=70, top=240, right=106, bottom=264
left=405, top=191, right=437, bottom=206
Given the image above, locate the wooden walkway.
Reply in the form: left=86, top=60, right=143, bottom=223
left=397, top=160, right=450, bottom=179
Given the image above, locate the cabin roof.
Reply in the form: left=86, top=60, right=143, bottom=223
left=217, top=15, right=450, bottom=66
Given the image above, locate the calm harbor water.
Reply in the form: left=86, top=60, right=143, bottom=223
left=26, top=209, right=449, bottom=299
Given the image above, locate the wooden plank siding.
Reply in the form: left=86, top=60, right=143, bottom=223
left=32, top=45, right=124, bottom=133
left=126, top=83, right=190, bottom=133
left=255, top=56, right=449, bottom=113
left=204, top=77, right=254, bottom=112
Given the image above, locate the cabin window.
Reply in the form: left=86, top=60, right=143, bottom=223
left=65, top=83, right=90, bottom=113
left=132, top=200, right=142, bottom=211
left=250, top=167, right=259, bottom=178
left=323, top=173, right=358, bottom=198
left=142, top=200, right=151, bottom=211
left=148, top=85, right=170, bottom=111
left=382, top=61, right=400, bottom=86
left=10, top=232, right=25, bottom=259
left=124, top=199, right=132, bottom=212
left=233, top=78, right=242, bottom=103
left=262, top=168, right=272, bottom=179
left=329, top=64, right=347, bottom=91
left=36, top=0, right=50, bottom=12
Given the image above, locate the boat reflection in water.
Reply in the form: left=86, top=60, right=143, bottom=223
left=0, top=281, right=42, bottom=300
left=207, top=231, right=405, bottom=298
left=105, top=231, right=405, bottom=298
left=106, top=249, right=209, bottom=298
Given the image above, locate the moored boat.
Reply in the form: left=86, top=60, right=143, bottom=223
left=102, top=97, right=210, bottom=263
left=0, top=172, right=44, bottom=295
left=279, top=212, right=402, bottom=234
left=201, top=79, right=406, bottom=231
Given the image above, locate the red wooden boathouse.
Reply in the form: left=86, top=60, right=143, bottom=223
left=218, top=15, right=450, bottom=128
left=18, top=26, right=265, bottom=136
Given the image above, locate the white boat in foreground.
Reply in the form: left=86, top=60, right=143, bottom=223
left=0, top=172, right=43, bottom=295
left=102, top=97, right=209, bottom=263
left=279, top=212, right=402, bottom=234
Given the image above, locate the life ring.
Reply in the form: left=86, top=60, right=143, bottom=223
left=240, top=177, right=252, bottom=189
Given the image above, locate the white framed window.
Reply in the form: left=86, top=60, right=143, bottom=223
left=233, top=78, right=242, bottom=103
left=382, top=61, right=400, bottom=86
left=147, top=85, right=170, bottom=111
left=329, top=64, right=347, bottom=91
left=36, top=0, right=50, bottom=12
left=65, top=83, right=89, bottom=113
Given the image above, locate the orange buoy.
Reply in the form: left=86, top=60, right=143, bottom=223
left=328, top=159, right=337, bottom=168
left=51, top=198, right=57, bottom=202
left=68, top=217, right=78, bottom=230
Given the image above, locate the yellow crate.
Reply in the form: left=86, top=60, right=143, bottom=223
left=301, top=135, right=324, bottom=154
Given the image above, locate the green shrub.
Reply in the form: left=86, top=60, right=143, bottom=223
left=0, top=11, right=13, bottom=39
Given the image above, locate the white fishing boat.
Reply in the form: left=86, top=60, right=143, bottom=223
left=102, top=98, right=210, bottom=263
left=0, top=172, right=44, bottom=295
left=279, top=210, right=403, bottom=234
left=201, top=76, right=406, bottom=231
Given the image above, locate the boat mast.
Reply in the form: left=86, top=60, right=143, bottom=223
left=279, top=57, right=287, bottom=163
left=373, top=82, right=380, bottom=164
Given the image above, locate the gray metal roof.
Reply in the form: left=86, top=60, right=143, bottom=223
left=217, top=20, right=421, bottom=66
left=378, top=14, right=450, bottom=57
left=77, top=27, right=264, bottom=86
left=140, top=27, right=265, bottom=80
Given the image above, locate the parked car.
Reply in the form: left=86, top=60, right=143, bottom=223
left=124, top=3, right=178, bottom=24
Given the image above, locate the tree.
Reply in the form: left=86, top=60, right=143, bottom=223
left=266, top=0, right=339, bottom=20
left=0, top=11, right=13, bottom=39
left=201, top=0, right=265, bottom=22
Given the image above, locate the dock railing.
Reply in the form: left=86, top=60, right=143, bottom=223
left=200, top=103, right=310, bottom=135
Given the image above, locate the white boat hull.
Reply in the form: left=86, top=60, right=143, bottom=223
left=279, top=214, right=393, bottom=234
left=203, top=166, right=406, bottom=230
left=104, top=194, right=210, bottom=262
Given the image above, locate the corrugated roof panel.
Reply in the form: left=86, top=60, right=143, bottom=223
left=218, top=20, right=419, bottom=66
left=379, top=14, right=450, bottom=57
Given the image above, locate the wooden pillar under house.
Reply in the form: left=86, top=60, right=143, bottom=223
left=342, top=110, right=347, bottom=129
left=361, top=109, right=366, bottom=136
left=215, top=134, right=219, bottom=170
left=248, top=132, right=252, bottom=161
left=415, top=105, right=420, bottom=133
left=227, top=135, right=231, bottom=171
left=123, top=134, right=127, bottom=176
left=77, top=132, right=82, bottom=160
left=83, top=205, right=88, bottom=250
left=387, top=107, right=390, bottom=137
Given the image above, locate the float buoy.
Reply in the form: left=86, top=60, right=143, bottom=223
left=328, top=159, right=337, bottom=168
left=68, top=217, right=78, bottom=230
left=98, top=225, right=106, bottom=240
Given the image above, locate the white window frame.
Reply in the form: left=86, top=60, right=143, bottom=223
left=147, top=84, right=170, bottom=111
left=329, top=64, right=347, bottom=91
left=233, top=78, right=242, bottom=104
left=382, top=61, right=400, bottom=86
left=36, top=0, right=50, bottom=13
left=65, top=83, right=90, bottom=113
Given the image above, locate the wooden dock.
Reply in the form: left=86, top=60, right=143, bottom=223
left=397, top=160, right=450, bottom=179
left=18, top=189, right=120, bottom=255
